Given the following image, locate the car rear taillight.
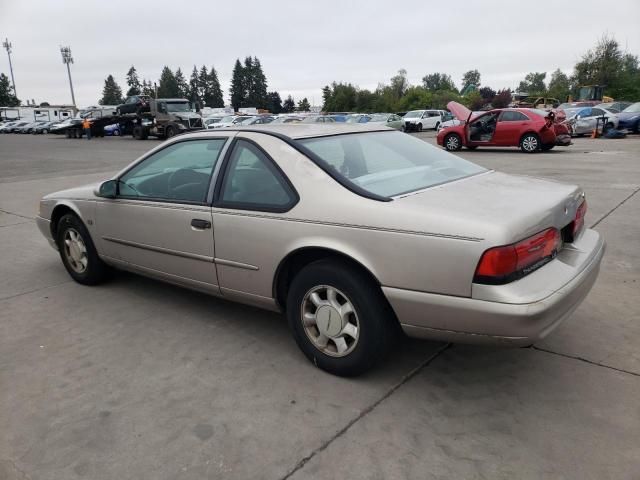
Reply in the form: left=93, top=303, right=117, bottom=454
left=572, top=200, right=587, bottom=239
left=474, top=228, right=561, bottom=285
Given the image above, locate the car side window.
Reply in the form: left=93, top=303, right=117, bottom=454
left=591, top=108, right=605, bottom=117
left=500, top=111, right=528, bottom=121
left=219, top=140, right=296, bottom=211
left=118, top=139, right=227, bottom=203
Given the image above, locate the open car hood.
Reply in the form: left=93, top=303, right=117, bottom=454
left=447, top=101, right=472, bottom=121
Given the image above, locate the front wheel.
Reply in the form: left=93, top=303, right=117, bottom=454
left=520, top=133, right=540, bottom=153
left=165, top=126, right=176, bottom=138
left=434, top=122, right=440, bottom=130
left=56, top=214, right=109, bottom=285
left=444, top=133, right=462, bottom=151
left=417, top=123, right=423, bottom=132
left=286, top=259, right=394, bottom=376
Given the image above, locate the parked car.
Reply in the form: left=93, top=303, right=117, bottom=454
left=36, top=124, right=604, bottom=376
left=595, top=101, right=633, bottom=113
left=104, top=123, right=121, bottom=136
left=366, top=113, right=404, bottom=130
left=239, top=116, right=274, bottom=126
left=557, top=102, right=594, bottom=110
left=562, top=106, right=618, bottom=136
left=438, top=102, right=558, bottom=152
left=204, top=117, right=223, bottom=129
left=116, top=95, right=151, bottom=115
left=346, top=114, right=370, bottom=124
left=329, top=114, right=348, bottom=122
left=271, top=116, right=303, bottom=124
left=437, top=112, right=482, bottom=132
left=0, top=121, right=19, bottom=133
left=403, top=109, right=447, bottom=132
left=32, top=121, right=57, bottom=134
left=616, top=102, right=640, bottom=133
left=301, top=115, right=336, bottom=123
left=18, top=121, right=49, bottom=133
left=2, top=120, right=30, bottom=133
left=210, top=115, right=252, bottom=128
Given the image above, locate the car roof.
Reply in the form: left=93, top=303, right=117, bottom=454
left=191, top=123, right=392, bottom=140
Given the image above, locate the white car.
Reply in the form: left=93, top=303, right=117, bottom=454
left=403, top=110, right=448, bottom=132
left=203, top=117, right=224, bottom=129
left=210, top=115, right=252, bottom=129
left=562, top=106, right=619, bottom=136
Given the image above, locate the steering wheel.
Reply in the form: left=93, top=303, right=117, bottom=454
left=168, top=169, right=204, bottom=198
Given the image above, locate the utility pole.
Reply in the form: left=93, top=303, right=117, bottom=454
left=60, top=46, right=76, bottom=108
left=2, top=38, right=17, bottom=100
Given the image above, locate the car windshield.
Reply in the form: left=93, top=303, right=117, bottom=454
left=299, top=131, right=486, bottom=197
left=166, top=102, right=191, bottom=112
left=404, top=111, right=423, bottom=118
left=622, top=103, right=640, bottom=113
left=219, top=116, right=235, bottom=122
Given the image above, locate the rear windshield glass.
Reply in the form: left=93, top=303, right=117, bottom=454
left=299, top=131, right=486, bottom=197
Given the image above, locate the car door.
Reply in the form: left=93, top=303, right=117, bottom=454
left=211, top=135, right=299, bottom=307
left=493, top=111, right=529, bottom=145
left=95, top=136, right=232, bottom=293
left=574, top=107, right=593, bottom=134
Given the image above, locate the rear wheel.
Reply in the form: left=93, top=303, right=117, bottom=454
left=56, top=214, right=108, bottom=285
left=434, top=122, right=440, bottom=130
left=166, top=126, right=176, bottom=138
left=520, top=133, right=540, bottom=153
left=417, top=123, right=423, bottom=132
left=286, top=259, right=394, bottom=376
left=444, top=133, right=462, bottom=151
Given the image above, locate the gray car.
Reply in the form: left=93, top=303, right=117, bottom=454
left=36, top=124, right=605, bottom=376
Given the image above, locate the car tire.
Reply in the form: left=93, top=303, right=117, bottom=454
left=42, top=129, right=48, bottom=134
left=519, top=133, right=540, bottom=153
left=444, top=133, right=462, bottom=151
left=604, top=122, right=614, bottom=133
left=541, top=143, right=555, bottom=151
left=56, top=213, right=108, bottom=286
left=434, top=122, right=440, bottom=130
left=166, top=126, right=176, bottom=138
left=113, top=129, right=120, bottom=136
left=286, top=259, right=394, bottom=377
left=417, top=123, right=423, bottom=132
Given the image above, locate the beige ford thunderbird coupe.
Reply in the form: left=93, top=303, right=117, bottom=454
left=37, top=124, right=605, bottom=376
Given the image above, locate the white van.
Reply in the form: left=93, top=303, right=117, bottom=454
left=403, top=109, right=447, bottom=132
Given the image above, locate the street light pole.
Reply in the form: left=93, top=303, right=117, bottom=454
left=60, top=46, right=76, bottom=108
left=2, top=38, right=17, bottom=99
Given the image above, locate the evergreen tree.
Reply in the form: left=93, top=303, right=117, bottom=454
left=125, top=66, right=141, bottom=96
left=157, top=66, right=180, bottom=98
left=297, top=97, right=311, bottom=112
left=266, top=91, right=282, bottom=113
left=188, top=66, right=201, bottom=105
left=230, top=59, right=245, bottom=111
left=246, top=56, right=268, bottom=108
left=207, top=66, right=224, bottom=107
left=99, top=74, right=124, bottom=105
left=0, top=73, right=19, bottom=106
left=175, top=68, right=189, bottom=99
left=141, top=79, right=155, bottom=98
left=282, top=95, right=295, bottom=113
left=242, top=56, right=254, bottom=107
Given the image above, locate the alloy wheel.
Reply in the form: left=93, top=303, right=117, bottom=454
left=522, top=135, right=538, bottom=152
left=446, top=135, right=460, bottom=150
left=63, top=228, right=88, bottom=273
left=301, top=285, right=359, bottom=357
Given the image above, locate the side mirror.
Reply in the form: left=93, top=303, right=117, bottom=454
left=96, top=179, right=117, bottom=198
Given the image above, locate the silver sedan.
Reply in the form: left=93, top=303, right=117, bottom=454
left=37, top=124, right=605, bottom=376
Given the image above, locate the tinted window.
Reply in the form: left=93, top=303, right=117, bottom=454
left=501, top=111, right=529, bottom=121
left=300, top=131, right=485, bottom=197
left=119, top=139, right=227, bottom=203
left=591, top=108, right=605, bottom=117
left=220, top=140, right=295, bottom=211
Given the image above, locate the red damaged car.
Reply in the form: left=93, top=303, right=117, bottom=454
left=437, top=102, right=570, bottom=153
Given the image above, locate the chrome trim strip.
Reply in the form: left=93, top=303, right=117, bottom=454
left=210, top=210, right=483, bottom=242
left=214, top=258, right=259, bottom=271
left=102, top=236, right=213, bottom=262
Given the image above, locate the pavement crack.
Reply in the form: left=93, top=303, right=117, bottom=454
left=0, top=208, right=35, bottom=221
left=532, top=346, right=639, bottom=377
left=589, top=186, right=640, bottom=229
left=280, top=342, right=451, bottom=480
left=0, top=280, right=73, bottom=302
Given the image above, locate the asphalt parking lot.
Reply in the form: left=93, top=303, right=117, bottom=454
left=1, top=132, right=639, bottom=480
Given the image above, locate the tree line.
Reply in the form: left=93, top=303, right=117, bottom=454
left=322, top=35, right=640, bottom=113
left=98, top=56, right=318, bottom=114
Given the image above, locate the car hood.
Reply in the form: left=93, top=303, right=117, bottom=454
left=447, top=101, right=472, bottom=121
left=43, top=182, right=101, bottom=201
left=390, top=170, right=583, bottom=245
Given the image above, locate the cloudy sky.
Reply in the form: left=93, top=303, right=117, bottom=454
left=1, top=0, right=638, bottom=107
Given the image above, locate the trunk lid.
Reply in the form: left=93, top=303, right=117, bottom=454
left=393, top=171, right=584, bottom=245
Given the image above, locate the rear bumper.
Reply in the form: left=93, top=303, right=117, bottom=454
left=384, top=229, right=605, bottom=346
